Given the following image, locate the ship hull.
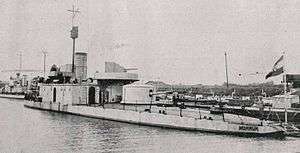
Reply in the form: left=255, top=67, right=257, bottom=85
left=24, top=101, right=285, bottom=138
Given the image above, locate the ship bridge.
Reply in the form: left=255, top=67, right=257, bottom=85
left=96, top=61, right=139, bottom=86
left=94, top=72, right=138, bottom=87
left=93, top=72, right=139, bottom=103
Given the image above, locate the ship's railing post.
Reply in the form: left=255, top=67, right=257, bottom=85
left=135, top=100, right=137, bottom=112
left=180, top=107, right=182, bottom=117
left=198, top=107, right=202, bottom=119
left=149, top=98, right=152, bottom=112
left=179, top=103, right=185, bottom=117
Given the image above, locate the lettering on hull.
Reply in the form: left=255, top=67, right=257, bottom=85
left=239, top=126, right=259, bottom=131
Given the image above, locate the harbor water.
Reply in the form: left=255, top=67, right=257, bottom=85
left=0, top=98, right=299, bottom=153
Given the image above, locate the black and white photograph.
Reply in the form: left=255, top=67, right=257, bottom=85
left=0, top=0, right=300, bottom=153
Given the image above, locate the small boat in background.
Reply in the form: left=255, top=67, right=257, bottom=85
left=283, top=123, right=300, bottom=137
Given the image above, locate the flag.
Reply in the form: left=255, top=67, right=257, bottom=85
left=265, top=55, right=284, bottom=79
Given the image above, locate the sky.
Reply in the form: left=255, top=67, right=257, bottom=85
left=0, top=0, right=300, bottom=85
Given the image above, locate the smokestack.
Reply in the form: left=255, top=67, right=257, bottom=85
left=75, top=52, right=87, bottom=83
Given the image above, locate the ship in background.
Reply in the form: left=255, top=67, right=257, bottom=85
left=0, top=72, right=41, bottom=100
left=214, top=54, right=300, bottom=126
left=0, top=51, right=44, bottom=100
left=205, top=74, right=300, bottom=126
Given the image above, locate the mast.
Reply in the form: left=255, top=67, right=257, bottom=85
left=17, top=51, right=22, bottom=71
left=283, top=52, right=287, bottom=124
left=72, top=37, right=76, bottom=73
left=225, top=52, right=229, bottom=89
left=42, top=50, right=47, bottom=78
left=68, top=5, right=80, bottom=76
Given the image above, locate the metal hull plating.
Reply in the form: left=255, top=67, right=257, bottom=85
left=24, top=101, right=285, bottom=138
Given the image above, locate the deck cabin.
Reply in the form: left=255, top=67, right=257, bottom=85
left=39, top=72, right=138, bottom=106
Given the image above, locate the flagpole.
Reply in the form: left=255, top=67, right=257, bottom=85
left=265, top=53, right=287, bottom=124
left=225, top=52, right=229, bottom=89
left=283, top=52, right=287, bottom=124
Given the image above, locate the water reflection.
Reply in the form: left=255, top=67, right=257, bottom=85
left=0, top=99, right=300, bottom=153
